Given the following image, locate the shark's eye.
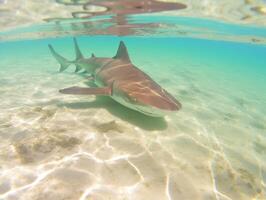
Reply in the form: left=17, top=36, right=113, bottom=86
left=128, top=94, right=137, bottom=102
left=124, top=95, right=131, bottom=102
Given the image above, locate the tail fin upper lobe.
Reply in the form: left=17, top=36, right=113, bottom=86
left=73, top=38, right=83, bottom=61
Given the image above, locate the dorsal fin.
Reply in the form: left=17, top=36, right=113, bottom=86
left=113, top=41, right=131, bottom=62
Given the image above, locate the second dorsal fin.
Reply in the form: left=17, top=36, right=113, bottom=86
left=113, top=41, right=131, bottom=62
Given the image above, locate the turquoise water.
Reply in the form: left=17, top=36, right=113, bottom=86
left=1, top=32, right=266, bottom=199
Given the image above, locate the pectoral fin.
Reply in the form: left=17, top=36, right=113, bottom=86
left=59, top=86, right=111, bottom=96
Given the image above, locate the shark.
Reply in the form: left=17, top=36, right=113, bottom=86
left=48, top=38, right=181, bottom=117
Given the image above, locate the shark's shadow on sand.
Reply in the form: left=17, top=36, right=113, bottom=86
left=57, top=95, right=168, bottom=131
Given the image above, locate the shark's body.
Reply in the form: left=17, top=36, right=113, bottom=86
left=49, top=39, right=181, bottom=117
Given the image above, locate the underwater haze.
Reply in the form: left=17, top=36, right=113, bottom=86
left=1, top=1, right=266, bottom=200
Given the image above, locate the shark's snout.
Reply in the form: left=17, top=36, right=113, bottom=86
left=146, top=93, right=181, bottom=111
left=162, top=93, right=182, bottom=111
left=131, top=96, right=181, bottom=117
left=112, top=85, right=181, bottom=117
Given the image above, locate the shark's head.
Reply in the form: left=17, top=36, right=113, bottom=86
left=112, top=82, right=181, bottom=117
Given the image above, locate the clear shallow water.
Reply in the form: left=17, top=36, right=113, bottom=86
left=0, top=35, right=266, bottom=199
left=1, top=36, right=266, bottom=199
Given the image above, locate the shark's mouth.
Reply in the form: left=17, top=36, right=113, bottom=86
left=111, top=95, right=167, bottom=117
left=135, top=109, right=164, bottom=117
left=134, top=105, right=169, bottom=117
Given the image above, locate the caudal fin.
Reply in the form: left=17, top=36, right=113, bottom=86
left=48, top=44, right=72, bottom=72
left=73, top=38, right=83, bottom=61
left=73, top=38, right=83, bottom=73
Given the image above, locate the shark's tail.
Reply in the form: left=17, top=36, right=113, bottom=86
left=73, top=37, right=84, bottom=73
left=48, top=38, right=84, bottom=72
left=48, top=44, right=72, bottom=72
